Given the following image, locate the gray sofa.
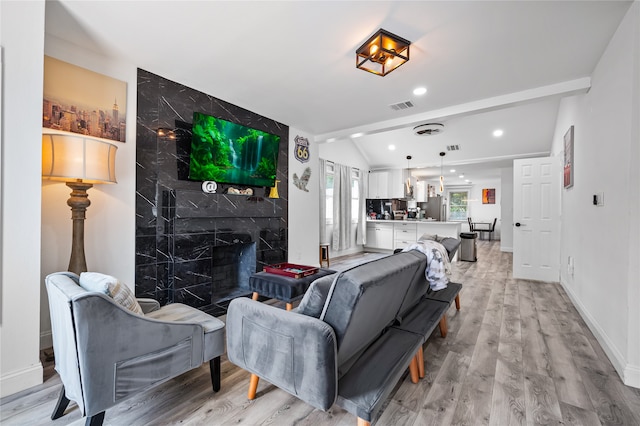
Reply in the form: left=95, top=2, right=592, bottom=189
left=226, top=249, right=461, bottom=425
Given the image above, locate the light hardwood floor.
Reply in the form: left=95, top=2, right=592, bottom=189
left=2, top=240, right=640, bottom=425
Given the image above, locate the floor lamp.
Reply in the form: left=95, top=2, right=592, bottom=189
left=42, top=133, right=118, bottom=275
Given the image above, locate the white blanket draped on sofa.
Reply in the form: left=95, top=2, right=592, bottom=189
left=402, top=240, right=451, bottom=291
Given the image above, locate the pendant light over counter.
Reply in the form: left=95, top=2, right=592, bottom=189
left=439, top=152, right=446, bottom=193
left=405, top=155, right=413, bottom=198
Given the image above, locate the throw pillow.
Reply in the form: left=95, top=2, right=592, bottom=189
left=296, top=273, right=336, bottom=318
left=79, top=272, right=144, bottom=315
left=418, top=233, right=438, bottom=241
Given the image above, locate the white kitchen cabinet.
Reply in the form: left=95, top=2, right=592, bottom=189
left=388, top=169, right=405, bottom=199
left=393, top=222, right=417, bottom=249
left=368, top=171, right=389, bottom=198
left=368, top=169, right=407, bottom=199
left=415, top=181, right=427, bottom=202
left=365, top=222, right=394, bottom=249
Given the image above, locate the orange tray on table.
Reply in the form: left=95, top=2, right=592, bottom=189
left=263, top=263, right=319, bottom=279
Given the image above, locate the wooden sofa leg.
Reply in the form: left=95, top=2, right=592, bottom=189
left=51, top=385, right=70, bottom=420
left=357, top=417, right=371, bottom=426
left=455, top=294, right=461, bottom=310
left=248, top=374, right=260, bottom=400
left=409, top=355, right=420, bottom=384
left=210, top=356, right=221, bottom=392
left=418, top=346, right=425, bottom=379
left=252, top=292, right=259, bottom=301
left=439, top=315, right=448, bottom=338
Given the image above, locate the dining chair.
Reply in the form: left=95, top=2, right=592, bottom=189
left=485, top=218, right=497, bottom=240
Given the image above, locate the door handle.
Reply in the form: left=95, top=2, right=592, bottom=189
left=515, top=222, right=525, bottom=227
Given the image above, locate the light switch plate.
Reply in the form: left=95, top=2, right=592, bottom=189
left=596, top=192, right=604, bottom=206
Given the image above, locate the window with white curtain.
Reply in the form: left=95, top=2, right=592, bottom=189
left=325, top=162, right=334, bottom=224
left=351, top=169, right=360, bottom=222
left=325, top=163, right=360, bottom=224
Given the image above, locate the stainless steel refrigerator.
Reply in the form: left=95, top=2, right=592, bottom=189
left=424, top=195, right=445, bottom=221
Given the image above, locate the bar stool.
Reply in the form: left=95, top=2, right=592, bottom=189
left=319, top=244, right=330, bottom=267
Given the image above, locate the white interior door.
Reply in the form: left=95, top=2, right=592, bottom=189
left=513, top=157, right=561, bottom=281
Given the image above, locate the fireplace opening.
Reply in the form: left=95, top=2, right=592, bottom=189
left=210, top=241, right=256, bottom=306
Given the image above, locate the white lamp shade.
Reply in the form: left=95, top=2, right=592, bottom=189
left=42, top=133, right=117, bottom=184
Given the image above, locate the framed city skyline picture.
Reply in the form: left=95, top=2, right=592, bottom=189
left=43, top=56, right=127, bottom=143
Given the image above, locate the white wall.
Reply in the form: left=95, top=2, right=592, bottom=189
left=319, top=140, right=370, bottom=258
left=0, top=0, right=46, bottom=397
left=550, top=2, right=639, bottom=387
left=500, top=167, right=514, bottom=251
left=39, top=36, right=138, bottom=349
left=288, top=130, right=320, bottom=266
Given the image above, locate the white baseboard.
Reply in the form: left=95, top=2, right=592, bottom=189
left=501, top=246, right=513, bottom=252
left=624, top=363, right=640, bottom=388
left=0, top=363, right=43, bottom=398
left=560, top=279, right=639, bottom=389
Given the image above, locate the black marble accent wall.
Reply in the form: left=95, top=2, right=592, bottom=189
left=136, top=69, right=288, bottom=316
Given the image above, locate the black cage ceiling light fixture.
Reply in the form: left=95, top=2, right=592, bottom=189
left=356, top=28, right=411, bottom=76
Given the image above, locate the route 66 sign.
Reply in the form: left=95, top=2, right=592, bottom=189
left=294, top=135, right=310, bottom=163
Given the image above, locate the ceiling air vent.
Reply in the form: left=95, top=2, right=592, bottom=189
left=389, top=100, right=414, bottom=111
left=446, top=144, right=461, bottom=151
left=413, top=123, right=444, bottom=136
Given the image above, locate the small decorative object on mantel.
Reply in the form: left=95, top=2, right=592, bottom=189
left=269, top=180, right=280, bottom=199
left=294, top=135, right=310, bottom=163
left=201, top=181, right=217, bottom=194
left=293, top=167, right=311, bottom=192
left=227, top=187, right=253, bottom=196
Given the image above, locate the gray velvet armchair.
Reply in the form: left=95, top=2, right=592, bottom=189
left=45, top=272, right=225, bottom=426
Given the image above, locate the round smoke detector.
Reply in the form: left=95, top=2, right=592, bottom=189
left=413, top=123, right=444, bottom=136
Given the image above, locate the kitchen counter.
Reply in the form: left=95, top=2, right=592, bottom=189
left=365, top=220, right=463, bottom=258
left=366, top=219, right=460, bottom=225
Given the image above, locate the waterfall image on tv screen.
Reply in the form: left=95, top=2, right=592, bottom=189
left=188, top=112, right=280, bottom=187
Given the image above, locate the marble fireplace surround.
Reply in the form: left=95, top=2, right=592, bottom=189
left=135, top=69, right=289, bottom=316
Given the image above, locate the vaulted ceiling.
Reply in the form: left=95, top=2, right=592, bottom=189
left=45, top=0, right=632, bottom=182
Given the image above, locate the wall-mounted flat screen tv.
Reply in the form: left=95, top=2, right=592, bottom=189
left=188, top=111, right=280, bottom=187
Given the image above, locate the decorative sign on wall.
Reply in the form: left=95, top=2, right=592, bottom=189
left=43, top=56, right=128, bottom=143
left=482, top=188, right=496, bottom=204
left=563, top=125, right=574, bottom=188
left=293, top=167, right=311, bottom=192
left=294, top=135, right=310, bottom=163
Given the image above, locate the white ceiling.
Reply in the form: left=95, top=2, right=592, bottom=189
left=44, top=0, right=632, bottom=182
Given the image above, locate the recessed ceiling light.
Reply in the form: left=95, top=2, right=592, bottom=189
left=413, top=87, right=427, bottom=96
left=458, top=174, right=464, bottom=178
left=326, top=138, right=336, bottom=143
left=465, top=179, right=470, bottom=183
left=450, top=169, right=456, bottom=173
left=388, top=144, right=396, bottom=151
left=351, top=132, right=364, bottom=138
left=493, top=129, right=504, bottom=137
